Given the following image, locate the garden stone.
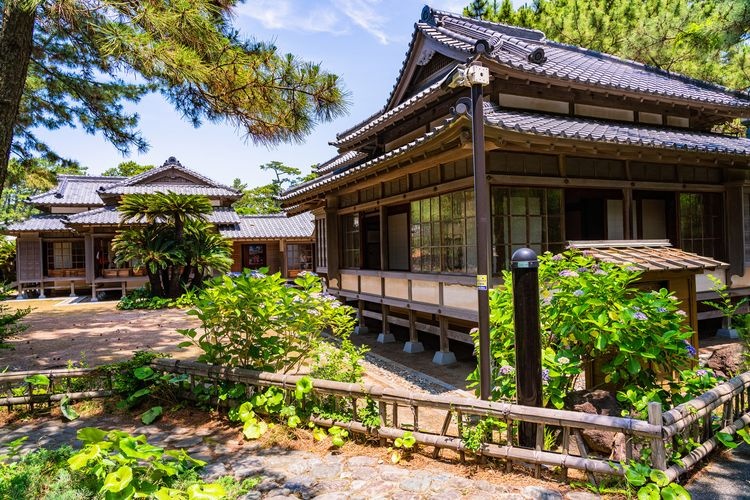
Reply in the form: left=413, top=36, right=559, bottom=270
left=238, top=493, right=261, bottom=500
left=256, top=478, right=284, bottom=493
left=705, top=343, right=745, bottom=377
left=565, top=390, right=621, bottom=455
left=201, top=461, right=228, bottom=480
left=610, top=432, right=644, bottom=462
left=390, top=493, right=420, bottom=500
left=523, top=485, right=564, bottom=499
left=428, top=488, right=462, bottom=500
left=565, top=492, right=601, bottom=499
left=347, top=455, right=378, bottom=467
left=399, top=476, right=432, bottom=492
left=309, top=463, right=341, bottom=480
left=312, top=492, right=350, bottom=500
left=379, top=465, right=411, bottom=481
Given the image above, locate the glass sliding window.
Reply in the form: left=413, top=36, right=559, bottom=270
left=491, top=188, right=564, bottom=273
left=409, top=190, right=476, bottom=274
left=46, top=241, right=85, bottom=270
left=341, top=214, right=360, bottom=268
left=315, top=218, right=327, bottom=269
left=287, top=243, right=313, bottom=277
left=680, top=193, right=723, bottom=258
left=244, top=244, right=267, bottom=268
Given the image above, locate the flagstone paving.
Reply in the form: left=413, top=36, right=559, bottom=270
left=1, top=413, right=592, bottom=500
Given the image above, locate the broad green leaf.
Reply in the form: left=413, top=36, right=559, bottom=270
left=186, top=482, right=226, bottom=500
left=238, top=402, right=254, bottom=422
left=24, top=374, right=49, bottom=386
left=627, top=357, right=641, bottom=375
left=390, top=450, right=401, bottom=464
left=141, top=406, right=163, bottom=425
left=312, top=427, right=327, bottom=442
left=177, top=341, right=193, bottom=348
left=636, top=483, right=660, bottom=500
left=625, top=466, right=647, bottom=486
left=287, top=415, right=301, bottom=428
left=134, top=366, right=155, bottom=380
left=716, top=432, right=739, bottom=449
left=649, top=469, right=669, bottom=487
left=119, top=436, right=163, bottom=460
left=67, top=444, right=101, bottom=470
left=130, top=388, right=151, bottom=399
left=60, top=395, right=80, bottom=421
left=154, top=487, right=186, bottom=500
left=661, top=483, right=691, bottom=500
left=737, top=428, right=750, bottom=445
left=76, top=427, right=108, bottom=444
left=243, top=420, right=268, bottom=440
left=100, top=465, right=133, bottom=493
left=331, top=435, right=345, bottom=447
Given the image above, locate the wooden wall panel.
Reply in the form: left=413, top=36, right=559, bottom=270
left=17, top=238, right=41, bottom=281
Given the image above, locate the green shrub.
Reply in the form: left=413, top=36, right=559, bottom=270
left=468, top=250, right=696, bottom=410
left=310, top=338, right=368, bottom=383
left=0, top=445, right=83, bottom=500
left=179, top=270, right=356, bottom=373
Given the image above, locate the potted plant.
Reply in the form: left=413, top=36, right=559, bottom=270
left=705, top=275, right=748, bottom=339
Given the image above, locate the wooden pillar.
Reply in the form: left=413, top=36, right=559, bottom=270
left=324, top=196, right=340, bottom=289
left=379, top=205, right=388, bottom=271
left=432, top=316, right=456, bottom=366
left=84, top=233, right=94, bottom=284
left=354, top=299, right=368, bottom=335
left=404, top=309, right=424, bottom=353
left=622, top=187, right=633, bottom=239
left=726, top=185, right=744, bottom=277
left=377, top=304, right=395, bottom=343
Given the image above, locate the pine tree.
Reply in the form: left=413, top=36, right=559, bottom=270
left=0, top=1, right=348, bottom=199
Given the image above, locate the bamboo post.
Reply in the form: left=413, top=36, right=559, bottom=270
left=574, top=429, right=598, bottom=486
left=27, top=382, right=33, bottom=411
left=561, top=426, right=570, bottom=481
left=412, top=405, right=419, bottom=432
left=432, top=412, right=453, bottom=459
left=506, top=419, right=514, bottom=472
left=648, top=402, right=667, bottom=471
left=535, top=424, right=544, bottom=478
left=456, top=410, right=465, bottom=463
left=393, top=402, right=399, bottom=428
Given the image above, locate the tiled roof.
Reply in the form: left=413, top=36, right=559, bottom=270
left=483, top=103, right=750, bottom=155
left=218, top=213, right=314, bottom=240
left=5, top=215, right=70, bottom=232
left=334, top=7, right=750, bottom=148
left=568, top=240, right=728, bottom=272
left=283, top=104, right=750, bottom=204
left=281, top=117, right=457, bottom=201
left=316, top=151, right=369, bottom=174
left=97, top=157, right=241, bottom=200
left=421, top=8, right=750, bottom=109
left=28, top=175, right=122, bottom=206
left=66, top=206, right=241, bottom=226
left=98, top=185, right=241, bottom=197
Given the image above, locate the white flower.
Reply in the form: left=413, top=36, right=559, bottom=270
left=558, top=356, right=570, bottom=365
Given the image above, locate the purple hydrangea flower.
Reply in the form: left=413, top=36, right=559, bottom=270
left=499, top=365, right=515, bottom=376
left=573, top=289, right=584, bottom=297
left=683, top=340, right=697, bottom=358
left=696, top=369, right=708, bottom=377
left=633, top=312, right=648, bottom=321
left=559, top=270, right=579, bottom=278
left=657, top=307, right=667, bottom=313
left=676, top=309, right=687, bottom=317
left=542, top=369, right=550, bottom=385
left=552, top=254, right=564, bottom=261
left=577, top=267, right=588, bottom=274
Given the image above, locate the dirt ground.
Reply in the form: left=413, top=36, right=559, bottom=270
left=0, top=298, right=202, bottom=371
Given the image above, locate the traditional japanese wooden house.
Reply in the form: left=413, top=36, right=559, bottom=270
left=280, top=7, right=750, bottom=364
left=4, top=157, right=314, bottom=298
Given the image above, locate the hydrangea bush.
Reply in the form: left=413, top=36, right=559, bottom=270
left=179, top=270, right=356, bottom=373
left=468, top=250, right=708, bottom=411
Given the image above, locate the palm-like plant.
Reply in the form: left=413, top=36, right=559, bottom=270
left=114, top=193, right=227, bottom=298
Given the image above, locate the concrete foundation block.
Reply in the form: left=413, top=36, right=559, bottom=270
left=403, top=341, right=424, bottom=354
left=376, top=333, right=395, bottom=344
left=432, top=351, right=457, bottom=366
left=717, top=328, right=740, bottom=339
left=353, top=325, right=369, bottom=335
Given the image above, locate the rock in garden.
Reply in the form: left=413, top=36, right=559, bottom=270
left=565, top=390, right=622, bottom=455
left=705, top=343, right=746, bottom=377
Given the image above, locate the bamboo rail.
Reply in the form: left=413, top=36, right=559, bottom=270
left=0, top=367, right=112, bottom=412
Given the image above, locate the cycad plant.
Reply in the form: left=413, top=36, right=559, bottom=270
left=112, top=192, right=230, bottom=297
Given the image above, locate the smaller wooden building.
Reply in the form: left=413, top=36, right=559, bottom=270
left=4, top=157, right=315, bottom=298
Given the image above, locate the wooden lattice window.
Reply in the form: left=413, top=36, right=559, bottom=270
left=410, top=190, right=476, bottom=274
left=341, top=214, right=360, bottom=268
left=491, top=188, right=564, bottom=273
left=680, top=193, right=723, bottom=259
left=46, top=241, right=85, bottom=270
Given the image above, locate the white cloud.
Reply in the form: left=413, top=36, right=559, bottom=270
left=236, top=0, right=345, bottom=35
left=330, top=0, right=390, bottom=45
left=428, top=0, right=467, bottom=14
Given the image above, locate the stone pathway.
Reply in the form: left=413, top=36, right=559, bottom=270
left=0, top=413, right=595, bottom=500
left=687, top=443, right=750, bottom=500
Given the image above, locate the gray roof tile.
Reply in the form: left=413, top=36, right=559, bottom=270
left=5, top=215, right=70, bottom=232
left=28, top=175, right=122, bottom=206
left=317, top=151, right=368, bottom=174
left=99, top=185, right=241, bottom=197
left=66, top=206, right=241, bottom=226
left=483, top=103, right=750, bottom=155
left=219, top=213, right=314, bottom=240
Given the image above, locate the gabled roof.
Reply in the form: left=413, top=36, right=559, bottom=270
left=28, top=175, right=122, bottom=207
left=66, top=206, right=241, bottom=226
left=568, top=240, right=728, bottom=272
left=97, top=157, right=241, bottom=200
left=218, top=213, right=314, bottom=240
left=316, top=151, right=369, bottom=174
left=5, top=215, right=70, bottom=232
left=334, top=6, right=750, bottom=150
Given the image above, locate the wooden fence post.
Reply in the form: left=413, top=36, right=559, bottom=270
left=648, top=402, right=667, bottom=470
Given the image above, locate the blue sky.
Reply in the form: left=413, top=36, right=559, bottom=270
left=34, top=1, right=524, bottom=187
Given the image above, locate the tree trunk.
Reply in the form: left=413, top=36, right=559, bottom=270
left=0, top=3, right=36, bottom=198
left=147, top=269, right=163, bottom=297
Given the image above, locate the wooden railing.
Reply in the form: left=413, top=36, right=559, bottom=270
left=2, top=360, right=748, bottom=487
left=0, top=367, right=112, bottom=410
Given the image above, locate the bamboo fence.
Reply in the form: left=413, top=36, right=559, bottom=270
left=1, top=359, right=748, bottom=486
